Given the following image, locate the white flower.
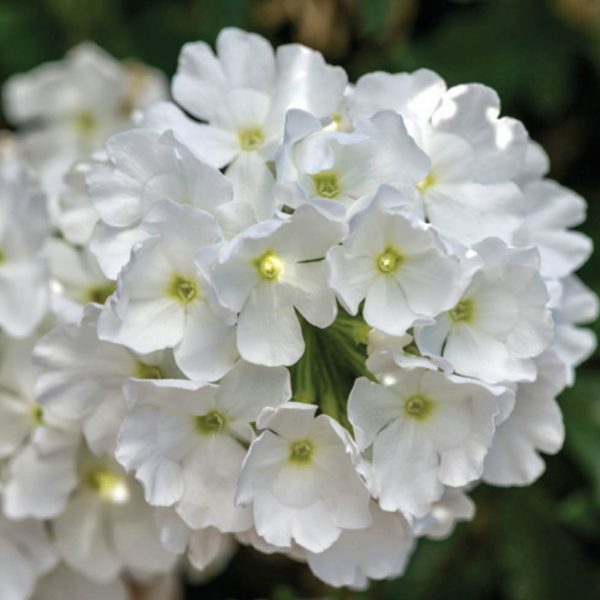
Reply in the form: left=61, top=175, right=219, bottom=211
left=513, top=179, right=592, bottom=278
left=236, top=403, right=371, bottom=553
left=45, top=239, right=114, bottom=324
left=54, top=159, right=100, bottom=246
left=348, top=368, right=512, bottom=518
left=366, top=330, right=453, bottom=376
left=212, top=204, right=346, bottom=366
left=116, top=360, right=290, bottom=532
left=0, top=157, right=49, bottom=337
left=98, top=201, right=238, bottom=381
left=52, top=455, right=175, bottom=583
left=416, top=238, right=554, bottom=384
left=1, top=30, right=595, bottom=592
left=34, top=304, right=181, bottom=456
left=327, top=195, right=462, bottom=336
left=3, top=42, right=167, bottom=196
left=413, top=487, right=475, bottom=540
left=146, top=28, right=347, bottom=219
left=551, top=276, right=598, bottom=385
left=32, top=564, right=128, bottom=600
left=348, top=74, right=527, bottom=244
left=512, top=140, right=550, bottom=187
left=0, top=517, right=57, bottom=600
left=87, top=129, right=252, bottom=279
left=483, top=350, right=567, bottom=486
left=274, top=110, right=430, bottom=216
left=305, top=500, right=415, bottom=589
left=0, top=333, right=79, bottom=520
left=155, top=509, right=236, bottom=574
left=3, top=443, right=78, bottom=520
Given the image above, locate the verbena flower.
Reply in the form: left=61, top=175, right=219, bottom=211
left=0, top=27, right=596, bottom=595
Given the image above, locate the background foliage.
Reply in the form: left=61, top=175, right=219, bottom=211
left=1, top=0, right=599, bottom=598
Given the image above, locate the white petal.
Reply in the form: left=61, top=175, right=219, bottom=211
left=174, top=300, right=238, bottom=382
left=237, top=283, right=304, bottom=366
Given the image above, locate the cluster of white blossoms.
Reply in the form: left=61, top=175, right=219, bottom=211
left=0, top=28, right=596, bottom=597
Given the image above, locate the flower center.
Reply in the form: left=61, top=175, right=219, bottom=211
left=376, top=247, right=403, bottom=274
left=289, top=439, right=315, bottom=464
left=85, top=467, right=129, bottom=504
left=30, top=403, right=44, bottom=426
left=255, top=251, right=284, bottom=281
left=84, top=282, right=115, bottom=305
left=403, top=394, right=434, bottom=420
left=312, top=171, right=340, bottom=199
left=195, top=411, right=226, bottom=434
left=417, top=171, right=436, bottom=192
left=167, top=275, right=199, bottom=304
left=74, top=111, right=97, bottom=137
left=134, top=362, right=165, bottom=379
left=0, top=248, right=5, bottom=264
left=239, top=127, right=265, bottom=151
left=449, top=299, right=474, bottom=324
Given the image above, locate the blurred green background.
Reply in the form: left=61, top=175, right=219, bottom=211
left=1, top=0, right=600, bottom=598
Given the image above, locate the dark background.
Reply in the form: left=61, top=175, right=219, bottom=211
left=1, top=0, right=600, bottom=598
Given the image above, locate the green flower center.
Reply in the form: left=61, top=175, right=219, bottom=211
left=134, top=362, right=165, bottom=379
left=0, top=248, right=6, bottom=264
left=289, top=438, right=315, bottom=464
left=449, top=299, right=474, bottom=324
left=376, top=247, right=403, bottom=274
left=84, top=283, right=115, bottom=305
left=403, top=394, right=434, bottom=420
left=255, top=251, right=284, bottom=281
left=167, top=275, right=198, bottom=304
left=195, top=411, right=226, bottom=434
left=312, top=171, right=340, bottom=199
left=85, top=467, right=129, bottom=503
left=30, top=403, right=44, bottom=426
left=74, top=111, right=97, bottom=136
left=239, top=127, right=265, bottom=151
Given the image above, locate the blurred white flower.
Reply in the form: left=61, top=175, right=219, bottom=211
left=0, top=157, right=49, bottom=337
left=3, top=42, right=167, bottom=198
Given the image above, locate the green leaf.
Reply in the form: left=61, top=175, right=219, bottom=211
left=397, top=0, right=582, bottom=116
left=357, top=0, right=397, bottom=38
left=495, top=488, right=600, bottom=600
left=561, top=372, right=600, bottom=508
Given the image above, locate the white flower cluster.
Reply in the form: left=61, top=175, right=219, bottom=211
left=0, top=28, right=596, bottom=596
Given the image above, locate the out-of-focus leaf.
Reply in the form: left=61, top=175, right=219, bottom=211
left=558, top=490, right=600, bottom=539
left=0, top=5, right=49, bottom=73
left=396, top=0, right=582, bottom=116
left=561, top=372, right=600, bottom=507
left=495, top=488, right=600, bottom=600
left=357, top=0, right=396, bottom=37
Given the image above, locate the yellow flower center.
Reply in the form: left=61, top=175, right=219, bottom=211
left=30, top=403, right=44, bottom=427
left=312, top=171, right=340, bottom=199
left=85, top=467, right=129, bottom=503
left=417, top=171, right=436, bottom=192
left=74, top=111, right=97, bottom=137
left=255, top=251, right=284, bottom=281
left=376, top=247, right=403, bottom=274
left=195, top=411, right=226, bottom=434
left=449, top=299, right=474, bottom=324
left=84, top=283, right=115, bottom=305
left=239, top=127, right=265, bottom=151
left=134, top=362, right=165, bottom=379
left=167, top=275, right=199, bottom=304
left=403, top=394, right=434, bottom=420
left=289, top=439, right=315, bottom=465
